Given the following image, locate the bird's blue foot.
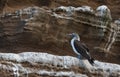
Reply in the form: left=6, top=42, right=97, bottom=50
left=77, top=55, right=83, bottom=59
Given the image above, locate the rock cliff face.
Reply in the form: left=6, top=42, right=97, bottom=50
left=0, top=6, right=119, bottom=64
left=0, top=0, right=120, bottom=77
left=0, top=0, right=120, bottom=19
left=0, top=52, right=120, bottom=77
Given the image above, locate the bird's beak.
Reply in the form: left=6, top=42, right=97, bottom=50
left=67, top=33, right=72, bottom=36
left=67, top=34, right=73, bottom=39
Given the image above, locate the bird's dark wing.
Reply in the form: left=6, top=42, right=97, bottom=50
left=81, top=43, right=89, bottom=52
left=74, top=40, right=91, bottom=59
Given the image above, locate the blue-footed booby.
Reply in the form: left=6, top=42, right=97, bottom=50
left=68, top=33, right=94, bottom=65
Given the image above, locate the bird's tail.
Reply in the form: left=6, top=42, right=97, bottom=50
left=88, top=58, right=94, bottom=66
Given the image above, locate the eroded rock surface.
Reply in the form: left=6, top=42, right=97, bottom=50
left=0, top=1, right=120, bottom=77
left=0, top=52, right=120, bottom=77
left=0, top=6, right=119, bottom=64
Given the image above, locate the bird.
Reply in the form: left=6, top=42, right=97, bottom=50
left=68, top=33, right=94, bottom=65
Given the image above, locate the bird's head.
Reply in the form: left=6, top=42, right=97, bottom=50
left=68, top=33, right=80, bottom=41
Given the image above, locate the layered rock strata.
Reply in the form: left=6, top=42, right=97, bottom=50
left=0, top=6, right=119, bottom=63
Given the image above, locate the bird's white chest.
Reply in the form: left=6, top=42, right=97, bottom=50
left=71, top=39, right=80, bottom=55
